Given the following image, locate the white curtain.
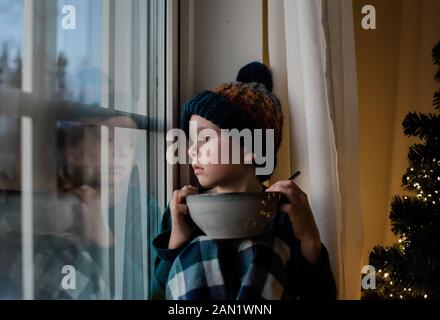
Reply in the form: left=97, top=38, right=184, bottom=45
left=268, top=0, right=364, bottom=299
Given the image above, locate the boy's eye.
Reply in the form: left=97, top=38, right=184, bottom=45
left=200, top=135, right=211, bottom=142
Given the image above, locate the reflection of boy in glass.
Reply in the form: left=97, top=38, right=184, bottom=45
left=58, top=116, right=138, bottom=247
left=0, top=117, right=107, bottom=299
left=57, top=115, right=157, bottom=299
left=58, top=116, right=137, bottom=191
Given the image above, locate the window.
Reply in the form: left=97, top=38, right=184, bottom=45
left=0, top=0, right=169, bottom=300
left=0, top=0, right=23, bottom=90
left=55, top=0, right=103, bottom=105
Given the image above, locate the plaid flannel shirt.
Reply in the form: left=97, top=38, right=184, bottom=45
left=0, top=232, right=110, bottom=300
left=151, top=191, right=337, bottom=300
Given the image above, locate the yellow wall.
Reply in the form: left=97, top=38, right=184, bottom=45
left=353, top=0, right=440, bottom=265
left=353, top=0, right=402, bottom=264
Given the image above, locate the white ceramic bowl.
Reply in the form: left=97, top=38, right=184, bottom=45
left=186, top=191, right=282, bottom=239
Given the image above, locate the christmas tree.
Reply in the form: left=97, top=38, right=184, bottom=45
left=362, top=41, right=440, bottom=300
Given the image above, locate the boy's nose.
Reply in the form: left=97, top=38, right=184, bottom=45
left=188, top=143, right=198, bottom=159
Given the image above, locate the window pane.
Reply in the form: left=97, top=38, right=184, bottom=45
left=56, top=0, right=102, bottom=105
left=0, top=0, right=23, bottom=90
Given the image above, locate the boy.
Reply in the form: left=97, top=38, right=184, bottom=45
left=151, top=62, right=336, bottom=300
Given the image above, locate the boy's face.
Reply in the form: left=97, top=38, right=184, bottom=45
left=188, top=115, right=254, bottom=188
left=103, top=116, right=138, bottom=186
left=62, top=116, right=137, bottom=188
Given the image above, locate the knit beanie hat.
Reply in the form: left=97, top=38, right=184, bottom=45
left=180, top=62, right=283, bottom=182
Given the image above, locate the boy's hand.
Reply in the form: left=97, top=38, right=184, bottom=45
left=73, top=185, right=114, bottom=248
left=169, top=185, right=199, bottom=249
left=266, top=180, right=322, bottom=264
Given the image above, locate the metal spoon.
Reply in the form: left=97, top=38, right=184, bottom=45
left=288, top=171, right=301, bottom=181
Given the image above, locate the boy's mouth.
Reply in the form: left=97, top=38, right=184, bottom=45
left=192, top=164, right=204, bottom=175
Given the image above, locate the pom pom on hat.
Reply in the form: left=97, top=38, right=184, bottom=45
left=236, top=61, right=273, bottom=92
